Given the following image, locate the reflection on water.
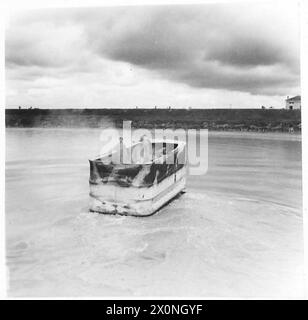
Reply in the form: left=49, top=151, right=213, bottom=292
left=6, top=129, right=303, bottom=297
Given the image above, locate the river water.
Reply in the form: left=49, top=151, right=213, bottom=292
left=5, top=128, right=303, bottom=297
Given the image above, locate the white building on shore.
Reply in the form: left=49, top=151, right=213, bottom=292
left=285, top=95, right=301, bottom=110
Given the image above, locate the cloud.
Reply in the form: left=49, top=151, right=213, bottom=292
left=6, top=21, right=88, bottom=69
left=85, top=4, right=299, bottom=95
left=5, top=3, right=300, bottom=108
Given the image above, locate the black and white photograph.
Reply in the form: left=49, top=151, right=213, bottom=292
left=1, top=0, right=307, bottom=300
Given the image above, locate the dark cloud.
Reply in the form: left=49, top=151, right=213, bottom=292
left=84, top=4, right=299, bottom=95
left=6, top=4, right=300, bottom=96
left=205, top=38, right=281, bottom=67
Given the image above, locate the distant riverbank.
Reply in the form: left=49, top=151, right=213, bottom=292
left=5, top=108, right=301, bottom=132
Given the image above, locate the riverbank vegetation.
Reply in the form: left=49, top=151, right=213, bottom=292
left=5, top=108, right=301, bottom=132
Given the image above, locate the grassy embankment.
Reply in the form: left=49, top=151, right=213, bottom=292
left=5, top=108, right=301, bottom=132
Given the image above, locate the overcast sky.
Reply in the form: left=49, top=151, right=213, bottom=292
left=5, top=2, right=300, bottom=109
